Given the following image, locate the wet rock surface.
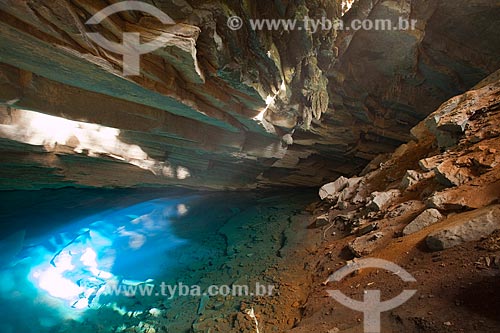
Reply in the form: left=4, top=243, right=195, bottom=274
left=0, top=189, right=317, bottom=333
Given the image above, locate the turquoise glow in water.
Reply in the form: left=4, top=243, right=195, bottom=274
left=27, top=198, right=190, bottom=310
left=0, top=188, right=314, bottom=333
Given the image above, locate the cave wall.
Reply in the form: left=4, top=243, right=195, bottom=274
left=0, top=0, right=499, bottom=190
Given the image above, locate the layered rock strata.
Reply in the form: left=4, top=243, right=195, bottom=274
left=1, top=0, right=499, bottom=189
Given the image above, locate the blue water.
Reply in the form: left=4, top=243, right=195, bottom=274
left=0, top=188, right=314, bottom=332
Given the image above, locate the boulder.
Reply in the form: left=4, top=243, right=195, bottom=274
left=424, top=80, right=500, bottom=149
left=367, top=189, right=401, bottom=211
left=334, top=211, right=361, bottom=230
left=426, top=205, right=500, bottom=251
left=427, top=179, right=500, bottom=210
left=427, top=190, right=471, bottom=210
left=419, top=155, right=446, bottom=172
left=319, top=176, right=365, bottom=208
left=348, top=232, right=385, bottom=257
left=308, top=213, right=330, bottom=228
left=403, top=209, right=444, bottom=235
left=319, top=176, right=349, bottom=200
left=384, top=200, right=426, bottom=220
left=339, top=177, right=365, bottom=203
left=281, top=133, right=294, bottom=146
left=434, top=161, right=473, bottom=187
left=424, top=96, right=468, bottom=149
left=400, top=170, right=435, bottom=191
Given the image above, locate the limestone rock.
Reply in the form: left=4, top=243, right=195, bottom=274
left=434, top=161, right=473, bottom=187
left=367, top=189, right=401, bottom=212
left=419, top=156, right=446, bottom=172
left=0, top=0, right=499, bottom=191
left=339, top=177, right=365, bottom=205
left=348, top=232, right=385, bottom=257
left=309, top=213, right=330, bottom=229
left=426, top=191, right=469, bottom=211
left=403, top=209, right=444, bottom=236
left=427, top=178, right=500, bottom=210
left=425, top=81, right=500, bottom=149
left=400, top=170, right=435, bottom=191
left=410, top=120, right=435, bottom=141
left=333, top=211, right=360, bottom=230
left=331, top=0, right=500, bottom=166
left=319, top=176, right=365, bottom=208
left=319, top=176, right=350, bottom=200
left=426, top=205, right=500, bottom=251
left=385, top=200, right=426, bottom=220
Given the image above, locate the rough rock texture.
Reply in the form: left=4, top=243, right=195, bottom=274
left=402, top=208, right=443, bottom=235
left=318, top=175, right=364, bottom=206
left=319, top=176, right=350, bottom=200
left=317, top=69, right=500, bottom=257
left=399, top=169, right=434, bottom=191
left=0, top=0, right=499, bottom=189
left=276, top=68, right=500, bottom=333
left=348, top=231, right=384, bottom=257
left=367, top=189, right=401, bottom=211
left=329, top=0, right=500, bottom=161
left=426, top=205, right=500, bottom=251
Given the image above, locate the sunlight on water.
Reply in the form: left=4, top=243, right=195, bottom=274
left=3, top=198, right=190, bottom=321
left=0, top=189, right=315, bottom=332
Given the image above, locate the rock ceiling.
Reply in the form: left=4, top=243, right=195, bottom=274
left=0, top=0, right=499, bottom=190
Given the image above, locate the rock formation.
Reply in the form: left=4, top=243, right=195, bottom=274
left=316, top=68, right=500, bottom=256
left=0, top=2, right=499, bottom=332
left=1, top=0, right=499, bottom=190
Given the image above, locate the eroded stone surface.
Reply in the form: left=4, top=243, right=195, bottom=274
left=403, top=208, right=444, bottom=236
left=426, top=205, right=500, bottom=251
left=348, top=231, right=385, bottom=257
left=318, top=176, right=365, bottom=208
left=367, top=189, right=401, bottom=211
left=400, top=170, right=435, bottom=191
left=318, top=69, right=500, bottom=258
left=1, top=1, right=499, bottom=189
